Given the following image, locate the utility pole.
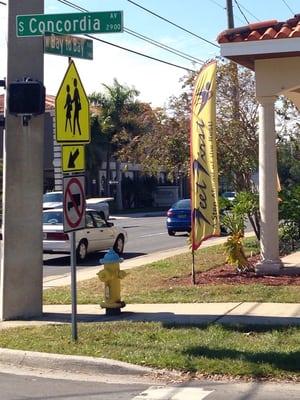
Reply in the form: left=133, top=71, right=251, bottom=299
left=226, top=0, right=234, bottom=29
left=0, top=0, right=44, bottom=320
left=226, top=0, right=239, bottom=120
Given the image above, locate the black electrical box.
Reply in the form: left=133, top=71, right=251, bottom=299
left=8, top=79, right=45, bottom=116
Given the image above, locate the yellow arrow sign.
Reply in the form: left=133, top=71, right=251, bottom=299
left=55, top=60, right=90, bottom=143
left=62, top=145, right=85, bottom=172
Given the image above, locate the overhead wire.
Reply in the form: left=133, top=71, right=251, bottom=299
left=126, top=0, right=220, bottom=48
left=56, top=0, right=198, bottom=72
left=207, top=0, right=244, bottom=24
left=235, top=2, right=260, bottom=22
left=234, top=0, right=250, bottom=24
left=281, top=0, right=295, bottom=14
left=57, top=0, right=204, bottom=65
left=125, top=28, right=205, bottom=64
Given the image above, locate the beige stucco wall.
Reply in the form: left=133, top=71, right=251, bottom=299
left=255, top=57, right=300, bottom=108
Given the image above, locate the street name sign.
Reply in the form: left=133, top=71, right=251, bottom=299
left=44, top=32, right=93, bottom=60
left=62, top=145, right=85, bottom=173
left=56, top=60, right=90, bottom=143
left=63, top=175, right=86, bottom=232
left=17, top=11, right=123, bottom=37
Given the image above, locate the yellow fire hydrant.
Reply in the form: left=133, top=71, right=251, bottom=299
left=97, top=249, right=127, bottom=315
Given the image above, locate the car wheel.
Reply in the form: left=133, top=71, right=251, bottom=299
left=113, top=235, right=124, bottom=255
left=168, top=229, right=175, bottom=236
left=76, top=240, right=88, bottom=263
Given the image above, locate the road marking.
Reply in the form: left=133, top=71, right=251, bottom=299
left=132, top=386, right=214, bottom=400
left=140, top=232, right=166, bottom=238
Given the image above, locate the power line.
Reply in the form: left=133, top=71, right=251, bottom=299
left=57, top=0, right=203, bottom=64
left=56, top=0, right=197, bottom=72
left=85, top=33, right=196, bottom=72
left=125, top=28, right=205, bottom=64
left=208, top=0, right=225, bottom=10
left=57, top=0, right=204, bottom=64
left=207, top=0, right=244, bottom=24
left=234, top=0, right=250, bottom=24
left=0, top=1, right=7, bottom=5
left=235, top=2, right=260, bottom=22
left=126, top=0, right=219, bottom=48
left=281, top=0, right=295, bottom=14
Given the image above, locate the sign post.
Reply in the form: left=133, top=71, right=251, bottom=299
left=63, top=175, right=86, bottom=341
left=57, top=58, right=90, bottom=341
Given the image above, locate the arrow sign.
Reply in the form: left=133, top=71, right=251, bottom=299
left=62, top=145, right=85, bottom=173
left=68, top=148, right=80, bottom=169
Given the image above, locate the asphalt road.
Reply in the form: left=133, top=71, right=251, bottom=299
left=0, top=368, right=299, bottom=400
left=43, top=215, right=190, bottom=278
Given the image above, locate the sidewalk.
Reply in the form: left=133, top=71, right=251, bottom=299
left=1, top=236, right=300, bottom=377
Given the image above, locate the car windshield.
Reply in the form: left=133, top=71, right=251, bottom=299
left=172, top=199, right=191, bottom=209
left=43, top=192, right=63, bottom=203
left=43, top=211, right=63, bottom=224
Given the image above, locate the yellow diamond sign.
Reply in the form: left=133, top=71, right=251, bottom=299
left=55, top=60, right=90, bottom=143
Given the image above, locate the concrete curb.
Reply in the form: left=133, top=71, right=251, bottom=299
left=0, top=348, right=153, bottom=376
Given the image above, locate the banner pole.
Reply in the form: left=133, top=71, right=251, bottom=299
left=191, top=249, right=195, bottom=285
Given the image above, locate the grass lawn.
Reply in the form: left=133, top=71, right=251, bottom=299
left=0, top=322, right=299, bottom=380
left=43, top=238, right=300, bottom=305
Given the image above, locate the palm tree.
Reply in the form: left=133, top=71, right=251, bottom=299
left=90, top=79, right=140, bottom=210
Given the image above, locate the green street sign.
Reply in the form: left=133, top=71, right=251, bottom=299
left=17, top=11, right=123, bottom=37
left=44, top=33, right=93, bottom=60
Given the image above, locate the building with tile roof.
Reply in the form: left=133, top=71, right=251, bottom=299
left=217, top=13, right=300, bottom=275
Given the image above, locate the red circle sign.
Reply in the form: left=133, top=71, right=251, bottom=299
left=64, top=177, right=85, bottom=229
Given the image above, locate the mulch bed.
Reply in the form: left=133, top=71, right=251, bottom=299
left=169, top=256, right=300, bottom=286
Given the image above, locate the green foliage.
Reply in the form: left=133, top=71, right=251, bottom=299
left=278, top=185, right=300, bottom=253
left=232, top=191, right=260, bottom=241
left=221, top=212, right=250, bottom=273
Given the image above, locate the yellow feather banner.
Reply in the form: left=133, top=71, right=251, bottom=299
left=190, top=61, right=220, bottom=250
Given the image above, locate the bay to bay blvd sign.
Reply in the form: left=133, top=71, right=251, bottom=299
left=17, top=11, right=123, bottom=37
left=63, top=175, right=86, bottom=232
left=56, top=60, right=90, bottom=143
left=44, top=33, right=93, bottom=60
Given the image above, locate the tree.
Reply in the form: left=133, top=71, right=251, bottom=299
left=216, top=61, right=259, bottom=191
left=89, top=79, right=140, bottom=209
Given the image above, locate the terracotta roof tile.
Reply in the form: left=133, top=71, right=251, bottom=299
left=217, top=14, right=300, bottom=43
left=0, top=94, right=56, bottom=114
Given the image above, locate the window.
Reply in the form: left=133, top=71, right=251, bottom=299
left=86, top=213, right=95, bottom=228
left=91, top=211, right=106, bottom=228
left=43, top=211, right=63, bottom=224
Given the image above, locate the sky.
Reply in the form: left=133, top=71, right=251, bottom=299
left=0, top=0, right=300, bottom=107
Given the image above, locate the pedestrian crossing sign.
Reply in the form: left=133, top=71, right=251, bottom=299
left=55, top=60, right=90, bottom=143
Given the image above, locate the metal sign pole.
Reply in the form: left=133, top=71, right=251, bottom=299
left=70, top=231, right=78, bottom=341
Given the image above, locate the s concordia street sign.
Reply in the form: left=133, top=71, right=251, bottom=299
left=17, top=11, right=123, bottom=37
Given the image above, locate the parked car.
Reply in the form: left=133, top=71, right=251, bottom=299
left=166, top=198, right=228, bottom=236
left=43, top=191, right=63, bottom=210
left=166, top=198, right=191, bottom=236
left=43, top=208, right=127, bottom=262
left=43, top=191, right=110, bottom=220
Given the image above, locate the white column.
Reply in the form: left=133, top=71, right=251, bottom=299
left=255, top=96, right=282, bottom=275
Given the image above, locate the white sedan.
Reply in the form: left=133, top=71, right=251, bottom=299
left=43, top=208, right=127, bottom=262
left=43, top=191, right=111, bottom=221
